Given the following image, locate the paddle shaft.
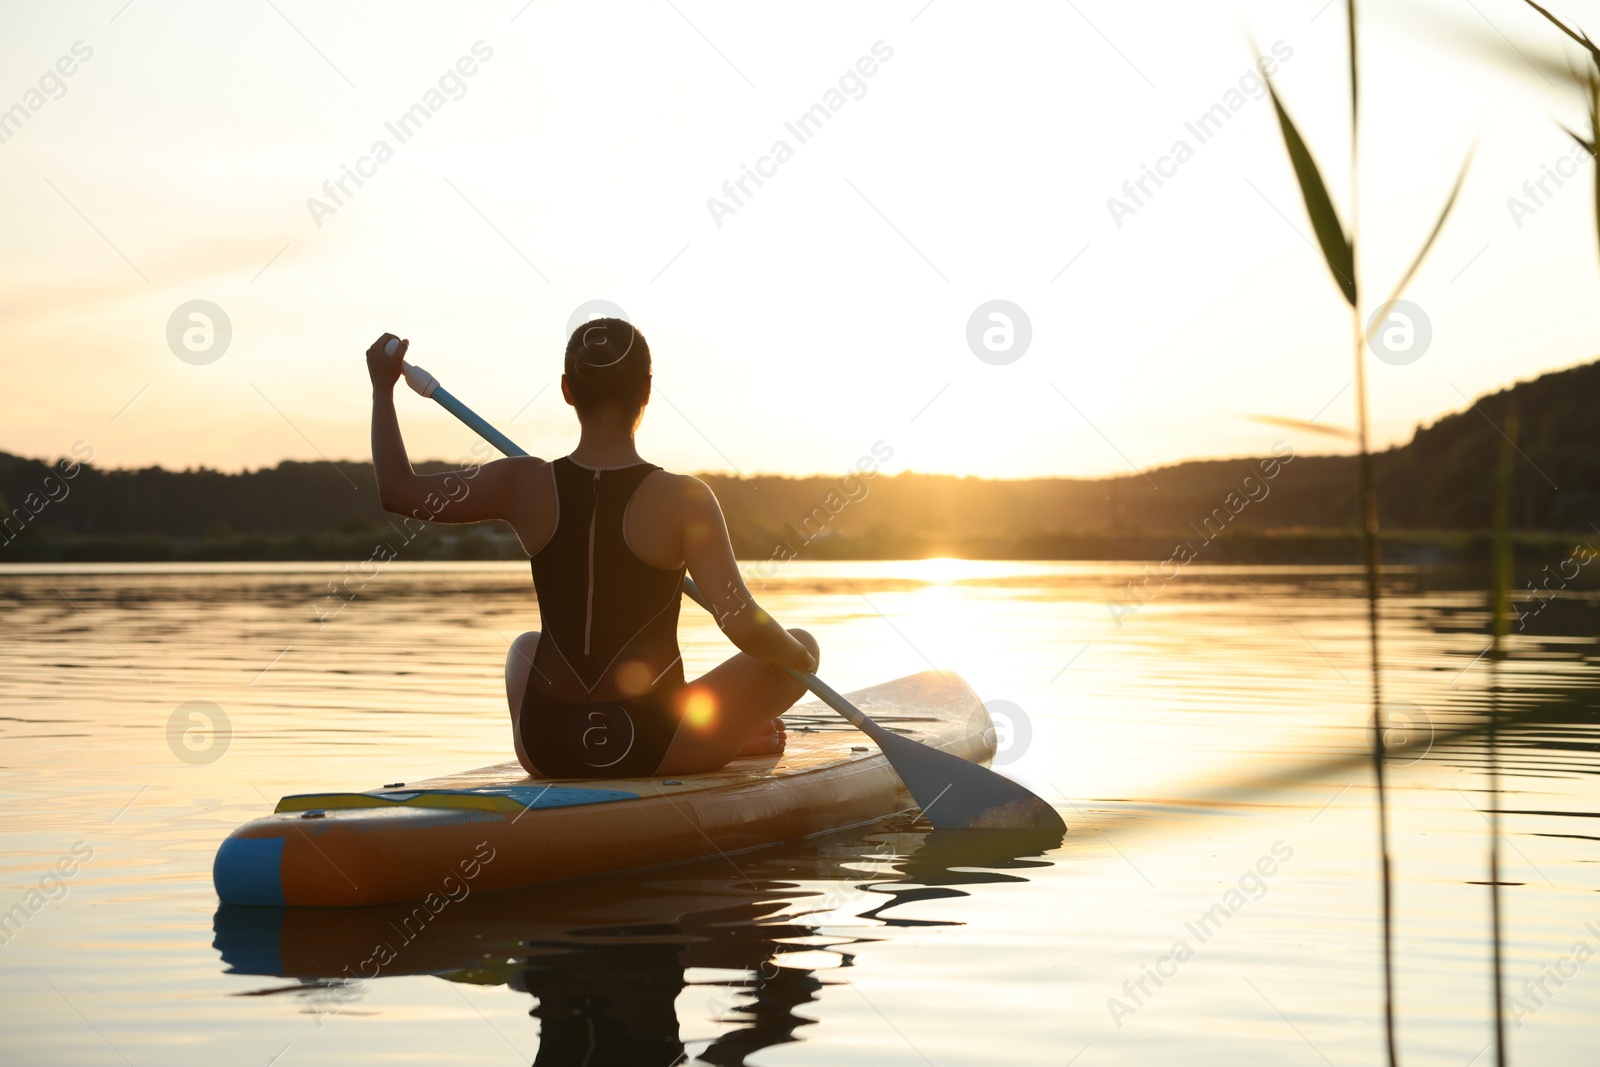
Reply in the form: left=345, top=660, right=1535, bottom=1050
left=676, top=579, right=876, bottom=731
left=399, top=361, right=526, bottom=459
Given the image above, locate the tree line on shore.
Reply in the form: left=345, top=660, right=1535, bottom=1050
left=3, top=358, right=1595, bottom=563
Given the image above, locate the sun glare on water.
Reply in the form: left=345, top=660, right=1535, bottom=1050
left=910, top=556, right=972, bottom=584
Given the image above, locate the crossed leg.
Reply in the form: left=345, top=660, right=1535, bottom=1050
left=503, top=627, right=819, bottom=779
left=655, top=628, right=818, bottom=776
left=503, top=631, right=543, bottom=776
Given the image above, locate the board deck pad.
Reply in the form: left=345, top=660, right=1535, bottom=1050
left=275, top=785, right=641, bottom=816
left=404, top=713, right=952, bottom=798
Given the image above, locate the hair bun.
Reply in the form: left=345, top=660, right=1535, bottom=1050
left=576, top=319, right=637, bottom=368
left=564, top=318, right=652, bottom=422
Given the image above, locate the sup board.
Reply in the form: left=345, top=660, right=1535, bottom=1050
left=214, top=671, right=994, bottom=907
left=212, top=825, right=1063, bottom=982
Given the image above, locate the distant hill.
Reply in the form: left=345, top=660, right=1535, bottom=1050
left=3, top=358, right=1596, bottom=562
left=673, top=358, right=1600, bottom=560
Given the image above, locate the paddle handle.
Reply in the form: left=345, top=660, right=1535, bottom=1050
left=401, top=360, right=530, bottom=460
left=387, top=342, right=528, bottom=460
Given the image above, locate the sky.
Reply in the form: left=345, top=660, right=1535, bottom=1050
left=1, top=0, right=1596, bottom=481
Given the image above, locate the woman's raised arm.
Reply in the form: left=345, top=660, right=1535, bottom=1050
left=367, top=333, right=540, bottom=526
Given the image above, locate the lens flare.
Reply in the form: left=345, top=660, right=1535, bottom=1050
left=683, top=691, right=717, bottom=732
left=616, top=660, right=653, bottom=696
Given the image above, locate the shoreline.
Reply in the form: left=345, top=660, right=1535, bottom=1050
left=1, top=527, right=1590, bottom=567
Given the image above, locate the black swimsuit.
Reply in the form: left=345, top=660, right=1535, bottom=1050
left=519, top=457, right=686, bottom=778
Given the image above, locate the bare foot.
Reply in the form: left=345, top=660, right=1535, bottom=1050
left=735, top=717, right=787, bottom=758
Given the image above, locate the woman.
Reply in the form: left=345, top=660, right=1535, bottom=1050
left=367, top=319, right=819, bottom=779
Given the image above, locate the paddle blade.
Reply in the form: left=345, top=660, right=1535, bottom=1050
left=873, top=728, right=1067, bottom=833
left=786, top=664, right=1067, bottom=833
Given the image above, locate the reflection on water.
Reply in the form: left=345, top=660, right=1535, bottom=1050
left=214, top=823, right=1062, bottom=1066
left=1, top=560, right=1597, bottom=1065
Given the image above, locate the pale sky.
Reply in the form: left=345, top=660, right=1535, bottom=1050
left=1, top=0, right=1595, bottom=480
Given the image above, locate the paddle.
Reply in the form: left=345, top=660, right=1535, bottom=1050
left=387, top=340, right=1065, bottom=833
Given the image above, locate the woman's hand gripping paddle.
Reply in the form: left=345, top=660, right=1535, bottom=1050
left=383, top=337, right=1066, bottom=833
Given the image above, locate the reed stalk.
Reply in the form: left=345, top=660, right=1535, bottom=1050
left=1258, top=3, right=1471, bottom=1061
left=1486, top=399, right=1519, bottom=1065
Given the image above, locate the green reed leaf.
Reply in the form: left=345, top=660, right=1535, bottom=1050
left=1348, top=0, right=1360, bottom=144
left=1375, top=145, right=1474, bottom=320
left=1262, top=77, right=1357, bottom=306
left=1247, top=414, right=1357, bottom=440
left=1522, top=0, right=1600, bottom=67
left=1583, top=67, right=1600, bottom=274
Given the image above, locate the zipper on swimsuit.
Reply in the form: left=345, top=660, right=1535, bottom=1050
left=584, top=465, right=600, bottom=656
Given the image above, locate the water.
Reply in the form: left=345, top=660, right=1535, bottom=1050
left=1, top=559, right=1596, bottom=1065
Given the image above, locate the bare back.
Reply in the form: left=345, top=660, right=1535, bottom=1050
left=487, top=457, right=750, bottom=624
